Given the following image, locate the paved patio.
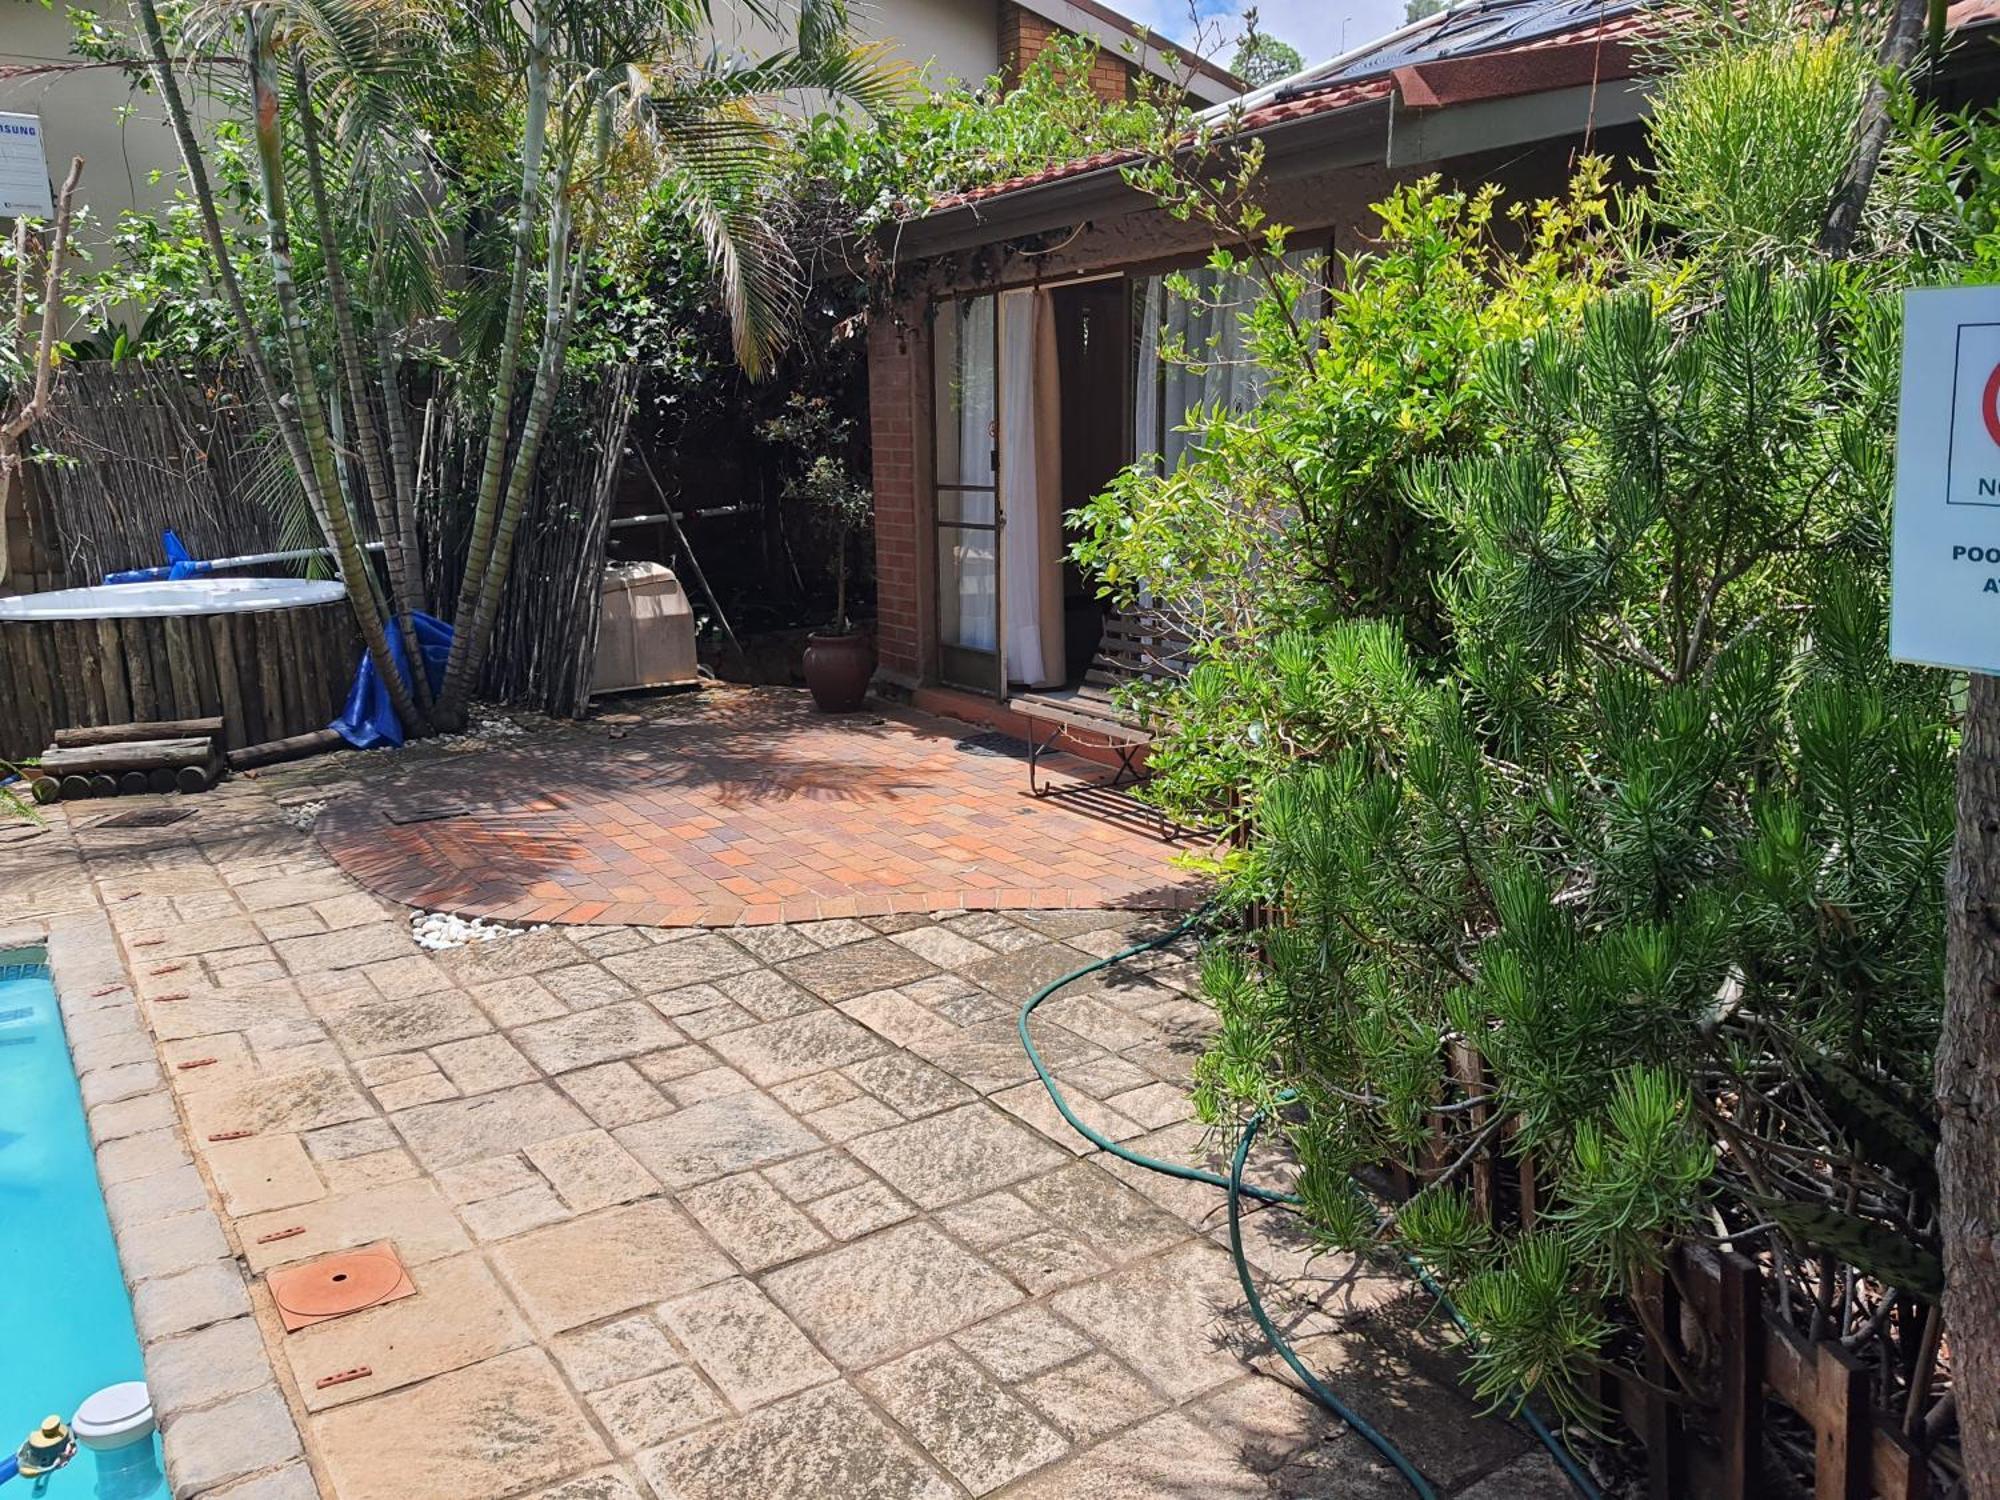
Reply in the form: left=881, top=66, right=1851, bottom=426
left=316, top=687, right=1203, bottom=927
left=3, top=757, right=1568, bottom=1500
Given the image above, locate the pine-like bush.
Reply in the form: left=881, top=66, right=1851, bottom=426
left=1199, top=268, right=1956, bottom=1420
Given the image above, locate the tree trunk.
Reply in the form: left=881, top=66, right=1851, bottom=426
left=1819, top=0, right=1928, bottom=256
left=446, top=149, right=587, bottom=704
left=245, top=5, right=422, bottom=735
left=291, top=51, right=432, bottom=722
left=1942, top=670, right=2000, bottom=1494
left=132, top=0, right=326, bottom=540
left=0, top=155, right=81, bottom=589
left=439, top=0, right=551, bottom=719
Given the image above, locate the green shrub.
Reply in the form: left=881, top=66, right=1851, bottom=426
left=1069, top=170, right=1620, bottom=831
left=1197, top=270, right=1954, bottom=1420
left=1646, top=29, right=1873, bottom=258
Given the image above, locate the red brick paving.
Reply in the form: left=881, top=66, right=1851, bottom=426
left=316, top=687, right=1205, bottom=927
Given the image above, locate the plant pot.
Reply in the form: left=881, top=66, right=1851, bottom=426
left=802, top=629, right=876, bottom=713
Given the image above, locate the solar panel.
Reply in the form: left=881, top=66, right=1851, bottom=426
left=1282, top=0, right=1648, bottom=96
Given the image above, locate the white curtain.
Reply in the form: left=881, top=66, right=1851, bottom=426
left=999, top=289, right=1054, bottom=687
left=952, top=298, right=997, bottom=652
left=1134, top=255, right=1312, bottom=473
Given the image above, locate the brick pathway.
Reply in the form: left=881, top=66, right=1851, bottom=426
left=316, top=687, right=1203, bottom=928
left=2, top=762, right=1572, bottom=1500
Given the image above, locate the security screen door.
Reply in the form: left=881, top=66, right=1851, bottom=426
left=932, top=294, right=1003, bottom=696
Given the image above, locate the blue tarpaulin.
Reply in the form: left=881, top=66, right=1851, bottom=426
left=332, top=612, right=453, bottom=750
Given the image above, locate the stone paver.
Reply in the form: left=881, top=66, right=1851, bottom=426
left=316, top=688, right=1201, bottom=925
left=15, top=753, right=1532, bottom=1500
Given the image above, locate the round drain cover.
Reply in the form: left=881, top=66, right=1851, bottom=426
left=271, top=1248, right=405, bottom=1320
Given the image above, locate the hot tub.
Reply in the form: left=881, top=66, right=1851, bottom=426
left=0, top=578, right=359, bottom=760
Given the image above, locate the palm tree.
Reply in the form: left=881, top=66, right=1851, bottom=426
left=135, top=0, right=897, bottom=732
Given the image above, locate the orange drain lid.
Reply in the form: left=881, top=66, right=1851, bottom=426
left=267, top=1242, right=415, bottom=1332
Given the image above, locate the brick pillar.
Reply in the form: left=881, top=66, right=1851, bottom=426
left=869, top=305, right=925, bottom=686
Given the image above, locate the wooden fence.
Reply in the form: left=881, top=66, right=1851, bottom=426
left=34, top=363, right=290, bottom=582
left=24, top=361, right=638, bottom=720
left=416, top=365, right=640, bottom=717
left=1374, top=1098, right=1953, bottom=1499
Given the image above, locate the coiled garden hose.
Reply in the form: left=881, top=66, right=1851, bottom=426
left=1018, top=907, right=1603, bottom=1500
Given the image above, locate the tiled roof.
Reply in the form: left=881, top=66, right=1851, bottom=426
left=918, top=0, right=1997, bottom=218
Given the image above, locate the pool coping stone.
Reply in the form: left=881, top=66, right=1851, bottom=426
left=2, top=915, right=316, bottom=1500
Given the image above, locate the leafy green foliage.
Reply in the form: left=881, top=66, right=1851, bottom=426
left=1071, top=170, right=1622, bottom=829
left=799, top=34, right=1161, bottom=233
left=1229, top=31, right=1303, bottom=88
left=1186, top=270, right=1954, bottom=1420
left=760, top=392, right=873, bottom=632
left=1646, top=28, right=1872, bottom=258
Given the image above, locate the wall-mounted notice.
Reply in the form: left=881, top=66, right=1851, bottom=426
left=0, top=112, right=53, bottom=219
left=1890, top=285, right=2000, bottom=673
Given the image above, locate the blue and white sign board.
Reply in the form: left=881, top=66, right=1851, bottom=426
left=0, top=113, right=53, bottom=219
left=1890, top=285, right=2000, bottom=673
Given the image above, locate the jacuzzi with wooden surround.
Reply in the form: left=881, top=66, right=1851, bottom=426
left=0, top=578, right=359, bottom=763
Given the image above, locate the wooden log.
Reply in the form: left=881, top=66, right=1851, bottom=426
left=208, top=613, right=246, bottom=750
left=117, top=770, right=149, bottom=796
left=59, top=774, right=90, bottom=800
left=30, top=777, right=59, bottom=804
left=255, top=613, right=285, bottom=748
left=53, top=718, right=224, bottom=749
left=86, top=773, right=117, bottom=798
left=226, top=727, right=343, bottom=771
left=175, top=762, right=217, bottom=794
left=94, top=617, right=131, bottom=725
left=147, top=768, right=176, bottom=795
left=38, top=737, right=217, bottom=776
left=48, top=620, right=82, bottom=735
left=123, top=618, right=157, bottom=722
left=162, top=615, right=199, bottom=721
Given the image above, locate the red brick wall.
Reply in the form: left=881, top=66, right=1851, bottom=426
left=869, top=308, right=926, bottom=685
left=999, top=3, right=1135, bottom=103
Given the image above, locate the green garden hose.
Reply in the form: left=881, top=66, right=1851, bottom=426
left=1017, top=907, right=1603, bottom=1500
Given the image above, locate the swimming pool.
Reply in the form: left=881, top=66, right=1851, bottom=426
left=0, top=951, right=165, bottom=1497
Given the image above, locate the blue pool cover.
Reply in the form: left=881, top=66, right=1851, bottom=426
left=0, top=954, right=165, bottom=1497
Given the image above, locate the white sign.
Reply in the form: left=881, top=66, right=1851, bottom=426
left=0, top=112, right=53, bottom=219
left=1886, top=285, right=2000, bottom=673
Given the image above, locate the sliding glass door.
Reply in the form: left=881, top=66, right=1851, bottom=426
left=932, top=294, right=1003, bottom=695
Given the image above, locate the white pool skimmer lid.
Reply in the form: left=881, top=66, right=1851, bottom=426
left=71, top=1383, right=155, bottom=1451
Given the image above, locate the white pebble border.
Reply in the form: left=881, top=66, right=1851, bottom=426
left=409, top=909, right=546, bottom=950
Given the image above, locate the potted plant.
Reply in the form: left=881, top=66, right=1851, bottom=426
left=761, top=394, right=875, bottom=712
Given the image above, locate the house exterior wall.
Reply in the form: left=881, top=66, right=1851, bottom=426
left=1, top=0, right=1007, bottom=251
left=863, top=131, right=1626, bottom=694
left=0, top=1, right=183, bottom=250
left=1000, top=2, right=1133, bottom=101
left=712, top=0, right=1001, bottom=86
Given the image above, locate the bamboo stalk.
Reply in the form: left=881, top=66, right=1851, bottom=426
left=291, top=50, right=432, bottom=725
left=444, top=0, right=553, bottom=712
left=243, top=5, right=420, bottom=736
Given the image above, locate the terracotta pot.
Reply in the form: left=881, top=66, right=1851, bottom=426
left=802, top=630, right=876, bottom=712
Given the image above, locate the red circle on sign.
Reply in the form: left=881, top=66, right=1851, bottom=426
left=1983, top=361, right=2000, bottom=447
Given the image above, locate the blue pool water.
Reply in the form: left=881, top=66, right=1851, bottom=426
left=0, top=953, right=165, bottom=1498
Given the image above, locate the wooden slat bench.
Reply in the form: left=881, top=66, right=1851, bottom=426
left=1009, top=609, right=1187, bottom=804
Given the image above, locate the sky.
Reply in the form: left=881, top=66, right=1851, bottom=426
left=1117, top=0, right=1414, bottom=69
